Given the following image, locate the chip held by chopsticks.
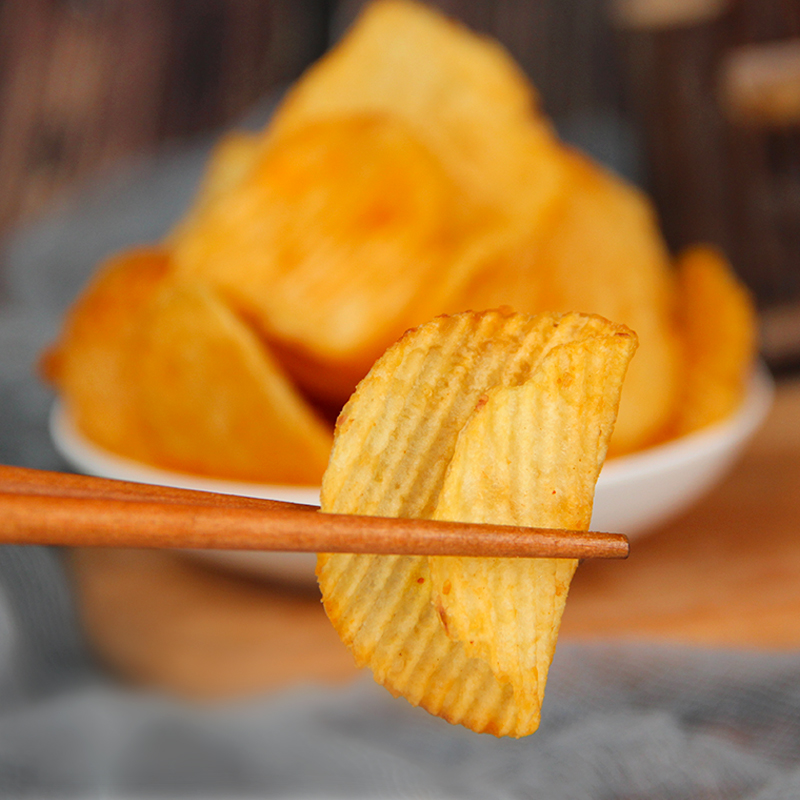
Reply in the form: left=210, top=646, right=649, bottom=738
left=317, top=309, right=637, bottom=737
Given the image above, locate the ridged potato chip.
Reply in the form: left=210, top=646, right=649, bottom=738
left=41, top=246, right=333, bottom=484
left=670, top=245, right=757, bottom=437
left=317, top=309, right=636, bottom=736
left=428, top=336, right=636, bottom=723
left=40, top=246, right=171, bottom=463
left=132, top=280, right=333, bottom=484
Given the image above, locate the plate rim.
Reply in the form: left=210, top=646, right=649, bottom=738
left=50, top=363, right=772, bottom=497
left=49, top=402, right=321, bottom=504
left=48, top=361, right=773, bottom=568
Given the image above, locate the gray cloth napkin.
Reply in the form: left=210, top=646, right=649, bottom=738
left=2, top=98, right=800, bottom=798
left=2, top=547, right=800, bottom=799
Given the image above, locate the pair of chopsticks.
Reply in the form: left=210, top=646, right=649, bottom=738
left=0, top=464, right=629, bottom=560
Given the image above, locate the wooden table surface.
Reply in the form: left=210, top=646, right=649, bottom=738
left=67, top=374, right=800, bottom=700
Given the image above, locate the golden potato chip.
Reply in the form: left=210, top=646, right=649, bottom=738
left=171, top=113, right=495, bottom=406
left=534, top=152, right=683, bottom=456
left=131, top=280, right=333, bottom=484
left=169, top=0, right=571, bottom=409
left=428, top=335, right=636, bottom=724
left=317, top=309, right=636, bottom=736
left=670, top=245, right=757, bottom=436
left=271, top=0, right=566, bottom=226
left=454, top=149, right=682, bottom=456
left=40, top=246, right=171, bottom=463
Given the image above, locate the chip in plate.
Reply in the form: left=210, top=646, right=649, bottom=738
left=132, top=280, right=333, bottom=484
left=171, top=0, right=570, bottom=409
left=453, top=150, right=681, bottom=457
left=670, top=244, right=757, bottom=437
left=39, top=246, right=171, bottom=463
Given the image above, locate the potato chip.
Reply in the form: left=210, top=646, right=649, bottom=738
left=670, top=245, right=757, bottom=436
left=270, top=0, right=566, bottom=226
left=39, top=246, right=171, bottom=463
left=170, top=0, right=570, bottom=408
left=171, top=113, right=497, bottom=407
left=428, top=335, right=636, bottom=724
left=453, top=149, right=682, bottom=457
left=131, top=280, right=333, bottom=484
left=317, top=309, right=636, bottom=736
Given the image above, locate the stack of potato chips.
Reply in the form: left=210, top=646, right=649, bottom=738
left=42, top=0, right=755, bottom=483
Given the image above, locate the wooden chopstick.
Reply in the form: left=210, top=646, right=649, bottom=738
left=0, top=465, right=629, bottom=560
left=0, top=464, right=307, bottom=510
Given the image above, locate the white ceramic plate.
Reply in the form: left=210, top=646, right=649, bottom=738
left=50, top=364, right=773, bottom=585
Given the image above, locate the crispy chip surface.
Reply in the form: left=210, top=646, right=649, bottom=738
left=317, top=309, right=636, bottom=736
left=670, top=245, right=757, bottom=436
left=428, top=336, right=635, bottom=718
left=131, top=280, right=333, bottom=484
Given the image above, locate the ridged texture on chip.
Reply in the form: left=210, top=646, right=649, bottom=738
left=532, top=152, right=680, bottom=456
left=317, top=309, right=637, bottom=736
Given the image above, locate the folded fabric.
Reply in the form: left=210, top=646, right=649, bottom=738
left=2, top=544, right=800, bottom=799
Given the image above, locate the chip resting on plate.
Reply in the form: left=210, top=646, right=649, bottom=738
left=171, top=113, right=492, bottom=406
left=40, top=246, right=172, bottom=464
left=270, top=0, right=565, bottom=225
left=41, top=247, right=333, bottom=485
left=130, top=280, right=333, bottom=484
left=670, top=244, right=757, bottom=437
left=170, top=0, right=569, bottom=411
left=317, top=309, right=637, bottom=737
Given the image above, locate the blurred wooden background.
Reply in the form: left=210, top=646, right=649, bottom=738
left=0, top=0, right=329, bottom=240
left=1, top=0, right=799, bottom=359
